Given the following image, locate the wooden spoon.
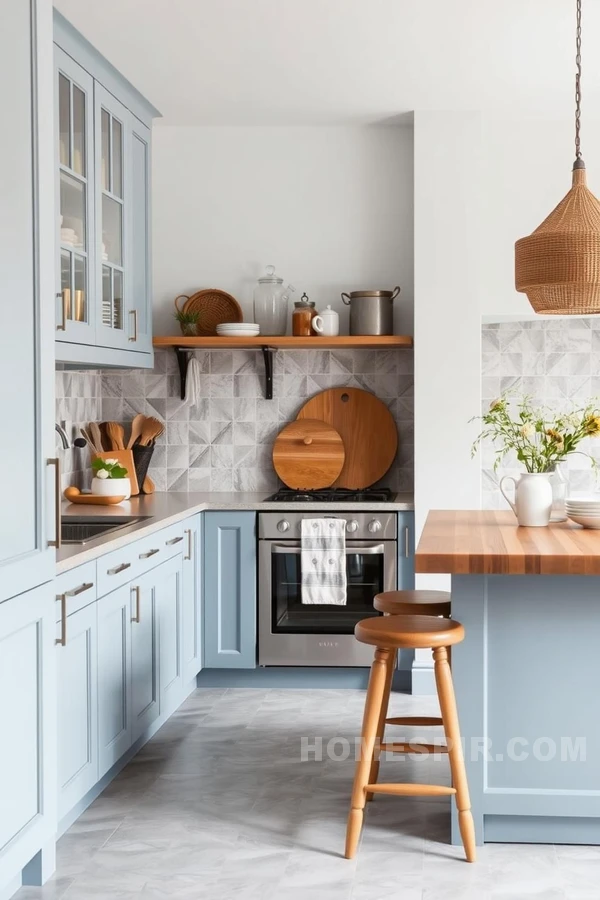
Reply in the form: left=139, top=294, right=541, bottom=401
left=80, top=427, right=95, bottom=450
left=106, top=421, right=125, bottom=450
left=127, top=413, right=145, bottom=449
left=88, top=422, right=104, bottom=454
left=139, top=416, right=164, bottom=446
left=142, top=476, right=155, bottom=494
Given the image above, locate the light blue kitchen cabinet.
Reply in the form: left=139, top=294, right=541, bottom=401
left=182, top=516, right=203, bottom=682
left=0, top=0, right=57, bottom=604
left=397, top=511, right=415, bottom=590
left=130, top=570, right=160, bottom=742
left=0, top=583, right=56, bottom=890
left=56, top=599, right=98, bottom=821
left=204, top=512, right=257, bottom=669
left=158, top=555, right=185, bottom=716
left=97, top=585, right=132, bottom=778
left=53, top=11, right=159, bottom=368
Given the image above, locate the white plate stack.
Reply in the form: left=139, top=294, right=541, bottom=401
left=565, top=496, right=600, bottom=528
left=215, top=323, right=260, bottom=337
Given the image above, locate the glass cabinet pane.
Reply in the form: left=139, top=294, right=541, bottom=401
left=102, top=266, right=112, bottom=326
left=60, top=172, right=86, bottom=248
left=73, top=256, right=87, bottom=322
left=113, top=270, right=123, bottom=330
left=61, top=250, right=71, bottom=320
left=58, top=73, right=70, bottom=167
left=102, top=195, right=122, bottom=265
left=101, top=109, right=110, bottom=191
left=72, top=85, right=86, bottom=176
left=112, top=119, right=122, bottom=198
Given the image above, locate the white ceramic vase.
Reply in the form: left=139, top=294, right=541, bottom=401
left=499, top=472, right=552, bottom=527
left=91, top=476, right=131, bottom=500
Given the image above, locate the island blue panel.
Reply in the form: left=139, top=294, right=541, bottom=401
left=450, top=573, right=600, bottom=845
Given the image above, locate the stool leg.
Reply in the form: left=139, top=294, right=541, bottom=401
left=433, top=646, right=476, bottom=863
left=366, top=648, right=396, bottom=801
left=345, top=646, right=391, bottom=859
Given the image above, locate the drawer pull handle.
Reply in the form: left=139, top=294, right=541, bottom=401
left=129, top=309, right=138, bottom=342
left=404, top=526, right=410, bottom=558
left=139, top=548, right=160, bottom=559
left=107, top=562, right=131, bottom=576
left=55, top=582, right=94, bottom=647
left=47, top=457, right=61, bottom=548
left=166, top=536, right=183, bottom=546
left=131, top=585, right=141, bottom=623
left=184, top=529, right=193, bottom=560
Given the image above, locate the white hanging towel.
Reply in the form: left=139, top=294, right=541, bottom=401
left=184, top=355, right=203, bottom=406
left=301, top=517, right=347, bottom=605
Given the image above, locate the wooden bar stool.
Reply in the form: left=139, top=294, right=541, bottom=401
left=367, top=590, right=451, bottom=799
left=345, top=615, right=476, bottom=863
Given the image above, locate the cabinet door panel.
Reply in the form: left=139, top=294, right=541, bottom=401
left=0, top=584, right=56, bottom=885
left=182, top=517, right=202, bottom=682
left=158, top=556, right=184, bottom=716
left=57, top=602, right=98, bottom=820
left=97, top=586, right=131, bottom=777
left=0, top=0, right=55, bottom=601
left=130, top=575, right=159, bottom=741
left=54, top=46, right=95, bottom=345
left=204, top=512, right=256, bottom=669
left=397, top=511, right=415, bottom=590
left=129, top=118, right=152, bottom=353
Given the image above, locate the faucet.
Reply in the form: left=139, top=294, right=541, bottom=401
left=55, top=423, right=70, bottom=449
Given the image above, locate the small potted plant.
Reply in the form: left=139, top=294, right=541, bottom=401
left=174, top=308, right=200, bottom=337
left=91, top=458, right=131, bottom=499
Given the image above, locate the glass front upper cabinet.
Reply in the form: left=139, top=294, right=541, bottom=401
left=55, top=48, right=95, bottom=343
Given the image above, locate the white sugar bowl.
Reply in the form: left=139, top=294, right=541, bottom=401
left=312, top=305, right=340, bottom=337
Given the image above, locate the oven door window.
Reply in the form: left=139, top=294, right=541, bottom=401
left=271, top=543, right=384, bottom=635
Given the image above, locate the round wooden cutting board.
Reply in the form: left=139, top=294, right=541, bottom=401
left=296, top=388, right=398, bottom=489
left=272, top=419, right=345, bottom=490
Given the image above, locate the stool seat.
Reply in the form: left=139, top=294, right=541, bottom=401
left=355, top=614, right=464, bottom=649
left=374, top=589, right=450, bottom=617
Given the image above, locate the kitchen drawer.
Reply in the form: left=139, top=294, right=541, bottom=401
left=157, top=521, right=185, bottom=560
left=54, top=562, right=97, bottom=622
left=97, top=540, right=141, bottom=597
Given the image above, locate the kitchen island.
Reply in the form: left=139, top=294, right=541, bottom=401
left=416, top=510, right=600, bottom=846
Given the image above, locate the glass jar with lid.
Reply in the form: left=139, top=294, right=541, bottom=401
left=253, top=265, right=295, bottom=335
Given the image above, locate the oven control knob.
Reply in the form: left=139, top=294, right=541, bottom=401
left=368, top=519, right=382, bottom=534
left=277, top=519, right=290, bottom=533
left=346, top=520, right=359, bottom=533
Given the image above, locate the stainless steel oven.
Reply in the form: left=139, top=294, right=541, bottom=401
left=258, top=512, right=397, bottom=666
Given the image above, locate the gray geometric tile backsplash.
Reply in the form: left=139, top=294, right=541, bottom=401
left=482, top=319, right=600, bottom=508
left=56, top=348, right=414, bottom=494
left=55, top=368, right=103, bottom=491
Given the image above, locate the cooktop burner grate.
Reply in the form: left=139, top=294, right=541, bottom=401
left=265, top=487, right=395, bottom=503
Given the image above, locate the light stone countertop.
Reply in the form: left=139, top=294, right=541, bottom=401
left=57, top=491, right=414, bottom=574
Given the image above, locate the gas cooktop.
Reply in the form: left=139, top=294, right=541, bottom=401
left=265, top=488, right=395, bottom=503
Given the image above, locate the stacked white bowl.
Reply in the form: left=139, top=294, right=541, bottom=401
left=565, top=496, right=600, bottom=529
left=216, top=323, right=260, bottom=337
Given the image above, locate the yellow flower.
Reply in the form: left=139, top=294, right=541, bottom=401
left=520, top=423, right=535, bottom=439
left=489, top=398, right=504, bottom=412
left=545, top=428, right=564, bottom=448
left=585, top=416, right=600, bottom=436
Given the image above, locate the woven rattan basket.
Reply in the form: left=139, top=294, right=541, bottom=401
left=515, top=166, right=600, bottom=314
left=174, top=290, right=243, bottom=336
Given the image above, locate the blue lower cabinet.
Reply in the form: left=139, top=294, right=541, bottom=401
left=97, top=585, right=132, bottom=778
left=204, top=512, right=257, bottom=669
left=158, top=556, right=184, bottom=716
left=397, top=511, right=415, bottom=589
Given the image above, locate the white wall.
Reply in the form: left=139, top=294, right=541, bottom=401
left=151, top=125, right=413, bottom=336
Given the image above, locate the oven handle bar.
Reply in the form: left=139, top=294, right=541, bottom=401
left=271, top=543, right=385, bottom=555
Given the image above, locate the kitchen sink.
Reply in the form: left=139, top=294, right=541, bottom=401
left=61, top=516, right=152, bottom=545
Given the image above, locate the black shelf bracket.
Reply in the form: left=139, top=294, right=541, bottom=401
left=173, top=344, right=277, bottom=400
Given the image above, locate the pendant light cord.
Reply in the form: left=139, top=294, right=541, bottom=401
left=575, top=0, right=583, bottom=163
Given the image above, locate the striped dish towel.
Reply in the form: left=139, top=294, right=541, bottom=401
left=301, top=517, right=347, bottom=605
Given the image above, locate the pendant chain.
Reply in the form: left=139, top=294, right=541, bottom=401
left=575, top=0, right=583, bottom=159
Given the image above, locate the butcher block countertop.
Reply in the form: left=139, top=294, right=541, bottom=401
left=416, top=510, right=600, bottom=576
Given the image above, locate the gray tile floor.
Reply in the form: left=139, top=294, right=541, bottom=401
left=14, top=688, right=599, bottom=899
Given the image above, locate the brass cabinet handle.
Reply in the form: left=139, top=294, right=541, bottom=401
left=55, top=582, right=94, bottom=647
left=66, top=581, right=94, bottom=598
left=129, top=309, right=138, bottom=342
left=56, top=292, right=66, bottom=331
left=166, top=535, right=183, bottom=546
left=404, top=526, right=410, bottom=558
left=47, top=457, right=61, bottom=548
left=184, top=529, right=193, bottom=560
left=131, top=585, right=141, bottom=623
left=107, top=562, right=131, bottom=576
left=139, top=548, right=160, bottom=560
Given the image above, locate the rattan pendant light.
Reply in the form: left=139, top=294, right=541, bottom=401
left=515, top=0, right=600, bottom=315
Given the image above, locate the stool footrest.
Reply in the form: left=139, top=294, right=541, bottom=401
left=365, top=783, right=456, bottom=797
left=380, top=742, right=448, bottom=754
left=385, top=716, right=443, bottom=726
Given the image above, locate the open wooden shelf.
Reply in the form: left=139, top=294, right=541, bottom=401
left=153, top=335, right=413, bottom=349
left=153, top=334, right=413, bottom=400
